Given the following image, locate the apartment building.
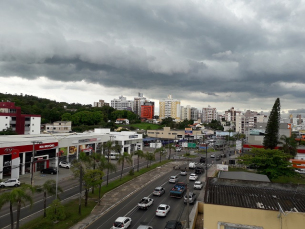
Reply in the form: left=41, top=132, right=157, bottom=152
left=159, top=95, right=181, bottom=121
left=44, top=121, right=72, bottom=133
left=235, top=110, right=265, bottom=134
left=0, top=102, right=41, bottom=135
left=180, top=105, right=191, bottom=121
left=110, top=96, right=134, bottom=111
left=190, top=107, right=199, bottom=121
left=141, top=101, right=154, bottom=120
left=201, top=106, right=217, bottom=123
left=133, top=93, right=146, bottom=116
left=93, top=99, right=109, bottom=107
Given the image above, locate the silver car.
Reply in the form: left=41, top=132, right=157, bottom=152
left=153, top=187, right=165, bottom=196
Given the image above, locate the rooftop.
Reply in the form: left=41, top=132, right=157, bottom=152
left=204, top=178, right=305, bottom=212
left=218, top=171, right=270, bottom=182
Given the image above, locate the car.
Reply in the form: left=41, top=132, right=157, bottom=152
left=164, top=220, right=182, bottom=229
left=210, top=154, right=215, bottom=158
left=199, top=157, right=206, bottom=163
left=40, top=167, right=58, bottom=174
left=184, top=192, right=197, bottom=204
left=195, top=166, right=204, bottom=174
left=220, top=154, right=226, bottom=158
left=194, top=181, right=203, bottom=190
left=189, top=173, right=198, bottom=181
left=180, top=170, right=187, bottom=176
left=153, top=186, right=165, bottom=196
left=0, top=178, right=20, bottom=188
left=216, top=156, right=221, bottom=161
left=189, top=162, right=196, bottom=169
left=169, top=175, right=178, bottom=183
left=59, top=161, right=71, bottom=169
left=295, top=169, right=305, bottom=174
left=175, top=147, right=182, bottom=152
left=156, top=204, right=170, bottom=217
left=112, top=217, right=132, bottom=229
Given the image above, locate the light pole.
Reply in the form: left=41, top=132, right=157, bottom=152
left=205, top=142, right=208, bottom=181
left=31, top=141, right=42, bottom=186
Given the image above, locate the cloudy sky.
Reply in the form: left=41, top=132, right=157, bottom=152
left=1, top=0, right=305, bottom=115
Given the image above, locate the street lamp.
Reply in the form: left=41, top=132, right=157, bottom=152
left=31, top=141, right=42, bottom=186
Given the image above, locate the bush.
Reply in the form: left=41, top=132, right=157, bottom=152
left=46, top=199, right=66, bottom=222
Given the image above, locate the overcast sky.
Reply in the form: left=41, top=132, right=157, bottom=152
left=1, top=0, right=305, bottom=116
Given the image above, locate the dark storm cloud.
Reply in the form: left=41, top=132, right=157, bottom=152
left=1, top=0, right=305, bottom=109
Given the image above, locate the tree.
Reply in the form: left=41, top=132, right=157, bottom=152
left=155, top=147, right=166, bottom=163
left=117, top=152, right=132, bottom=180
left=204, top=120, right=224, bottom=131
left=46, top=199, right=66, bottom=222
left=238, top=148, right=294, bottom=179
left=0, top=184, right=35, bottom=229
left=36, top=180, right=63, bottom=218
left=263, top=98, right=281, bottom=149
left=83, top=169, right=104, bottom=207
left=103, top=141, right=116, bottom=185
left=134, top=150, right=144, bottom=172
left=166, top=143, right=176, bottom=160
left=278, top=134, right=298, bottom=158
left=144, top=152, right=155, bottom=168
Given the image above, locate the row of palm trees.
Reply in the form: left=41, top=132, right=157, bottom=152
left=0, top=180, right=63, bottom=229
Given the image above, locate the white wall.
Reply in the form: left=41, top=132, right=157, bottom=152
left=0, top=116, right=11, bottom=131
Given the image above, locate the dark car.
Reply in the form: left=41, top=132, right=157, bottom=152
left=164, top=220, right=182, bottom=229
left=220, top=154, right=226, bottom=158
left=40, top=167, right=58, bottom=174
left=195, top=166, right=204, bottom=174
left=215, top=155, right=221, bottom=161
left=199, top=157, right=206, bottom=163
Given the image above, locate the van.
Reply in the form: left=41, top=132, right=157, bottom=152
left=105, top=153, right=120, bottom=160
left=189, top=162, right=196, bottom=169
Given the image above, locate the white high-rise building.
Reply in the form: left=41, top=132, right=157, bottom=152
left=111, top=96, right=134, bottom=111
left=181, top=105, right=191, bottom=120
left=202, top=106, right=217, bottom=123
left=133, top=93, right=146, bottom=116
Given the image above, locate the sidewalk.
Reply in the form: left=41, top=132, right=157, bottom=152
left=71, top=161, right=185, bottom=229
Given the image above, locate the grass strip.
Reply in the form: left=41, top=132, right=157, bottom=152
left=20, top=160, right=171, bottom=229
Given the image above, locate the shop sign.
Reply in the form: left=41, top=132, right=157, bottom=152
left=129, top=135, right=138, bottom=139
left=37, top=157, right=44, bottom=160
left=78, top=138, right=97, bottom=143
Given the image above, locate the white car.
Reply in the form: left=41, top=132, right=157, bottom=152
left=0, top=178, right=20, bottom=188
left=180, top=170, right=187, bottom=176
left=153, top=187, right=165, bottom=196
left=59, top=161, right=71, bottom=169
left=156, top=204, right=170, bottom=217
left=112, top=217, right=132, bottom=229
left=169, top=175, right=178, bottom=183
left=175, top=147, right=182, bottom=152
left=194, top=181, right=203, bottom=190
left=189, top=162, right=196, bottom=169
left=189, top=173, right=198, bottom=181
left=210, top=154, right=215, bottom=158
left=295, top=169, right=305, bottom=174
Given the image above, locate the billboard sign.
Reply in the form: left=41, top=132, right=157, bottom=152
left=217, top=164, right=229, bottom=171
left=185, top=128, right=193, bottom=136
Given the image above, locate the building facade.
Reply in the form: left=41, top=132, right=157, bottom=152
left=93, top=99, right=109, bottom=107
left=111, top=96, right=134, bottom=111
left=201, top=106, right=217, bottom=123
left=45, top=121, right=72, bottom=133
left=180, top=105, right=191, bottom=121
left=0, top=102, right=41, bottom=135
left=190, top=107, right=199, bottom=121
left=133, top=93, right=146, bottom=116
left=141, top=101, right=154, bottom=120
left=159, top=95, right=181, bottom=121
left=235, top=110, right=266, bottom=134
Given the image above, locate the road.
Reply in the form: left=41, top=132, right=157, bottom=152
left=86, top=164, right=201, bottom=229
left=0, top=147, right=232, bottom=228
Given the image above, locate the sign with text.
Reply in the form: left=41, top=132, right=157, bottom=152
left=217, top=164, right=228, bottom=171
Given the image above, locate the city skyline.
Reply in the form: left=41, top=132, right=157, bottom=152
left=1, top=1, right=305, bottom=115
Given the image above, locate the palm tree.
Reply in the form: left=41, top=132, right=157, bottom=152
left=134, top=150, right=144, bottom=172
left=36, top=180, right=63, bottom=217
left=144, top=152, right=155, bottom=168
left=0, top=184, right=35, bottom=229
left=167, top=144, right=176, bottom=160
left=117, top=152, right=132, bottom=180
left=279, top=134, right=298, bottom=158
left=103, top=140, right=116, bottom=185
left=155, top=147, right=166, bottom=163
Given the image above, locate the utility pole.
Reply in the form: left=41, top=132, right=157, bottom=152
left=31, top=141, right=42, bottom=186
left=205, top=142, right=208, bottom=181
left=186, top=157, right=190, bottom=229
left=79, top=165, right=82, bottom=215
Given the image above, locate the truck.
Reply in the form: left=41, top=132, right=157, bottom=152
left=138, top=197, right=154, bottom=209
left=169, top=182, right=187, bottom=198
